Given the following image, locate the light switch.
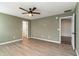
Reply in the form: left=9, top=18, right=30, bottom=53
left=56, top=17, right=58, bottom=19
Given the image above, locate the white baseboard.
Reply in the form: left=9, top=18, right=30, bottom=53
left=75, top=49, right=79, bottom=56
left=31, top=37, right=60, bottom=44
left=0, top=39, right=22, bottom=45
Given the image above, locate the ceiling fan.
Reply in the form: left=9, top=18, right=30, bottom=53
left=19, top=7, right=40, bottom=16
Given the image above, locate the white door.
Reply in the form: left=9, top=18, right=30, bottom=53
left=71, top=13, right=75, bottom=50
left=22, top=21, right=28, bottom=38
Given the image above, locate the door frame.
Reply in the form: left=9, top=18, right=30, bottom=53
left=59, top=14, right=75, bottom=50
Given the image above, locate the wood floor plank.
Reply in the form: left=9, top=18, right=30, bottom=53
left=0, top=38, right=76, bottom=56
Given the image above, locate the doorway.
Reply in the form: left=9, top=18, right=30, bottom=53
left=59, top=14, right=75, bottom=50
left=22, top=21, right=28, bottom=38
left=61, top=18, right=72, bottom=45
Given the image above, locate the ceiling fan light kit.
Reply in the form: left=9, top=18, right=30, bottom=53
left=27, top=13, right=32, bottom=16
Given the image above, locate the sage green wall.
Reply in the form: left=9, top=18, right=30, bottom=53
left=76, top=3, right=79, bottom=55
left=31, top=12, right=73, bottom=42
left=0, top=13, right=29, bottom=43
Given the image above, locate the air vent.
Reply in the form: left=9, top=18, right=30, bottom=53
left=64, top=9, right=72, bottom=13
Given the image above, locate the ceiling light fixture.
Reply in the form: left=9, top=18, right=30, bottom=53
left=27, top=13, right=32, bottom=16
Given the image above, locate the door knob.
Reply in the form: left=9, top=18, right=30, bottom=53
left=72, top=32, right=76, bottom=34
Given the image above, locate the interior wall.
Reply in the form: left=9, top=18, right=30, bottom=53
left=76, top=3, right=79, bottom=55
left=31, top=12, right=73, bottom=42
left=0, top=13, right=30, bottom=43
left=61, top=19, right=72, bottom=37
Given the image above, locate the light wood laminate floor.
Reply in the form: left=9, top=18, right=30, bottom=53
left=0, top=38, right=76, bottom=56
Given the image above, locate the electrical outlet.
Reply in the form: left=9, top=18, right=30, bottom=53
left=57, top=28, right=60, bottom=31
left=13, top=36, right=15, bottom=39
left=48, top=36, right=50, bottom=39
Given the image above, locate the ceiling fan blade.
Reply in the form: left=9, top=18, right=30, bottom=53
left=32, top=7, right=36, bottom=11
left=29, top=8, right=32, bottom=11
left=32, top=12, right=40, bottom=14
left=19, top=7, right=28, bottom=12
left=22, top=13, right=28, bottom=14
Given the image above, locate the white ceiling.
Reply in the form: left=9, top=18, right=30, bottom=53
left=0, top=2, right=76, bottom=20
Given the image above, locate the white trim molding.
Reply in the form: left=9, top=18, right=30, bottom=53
left=75, top=49, right=79, bottom=56
left=0, top=39, right=22, bottom=45
left=31, top=37, right=61, bottom=44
